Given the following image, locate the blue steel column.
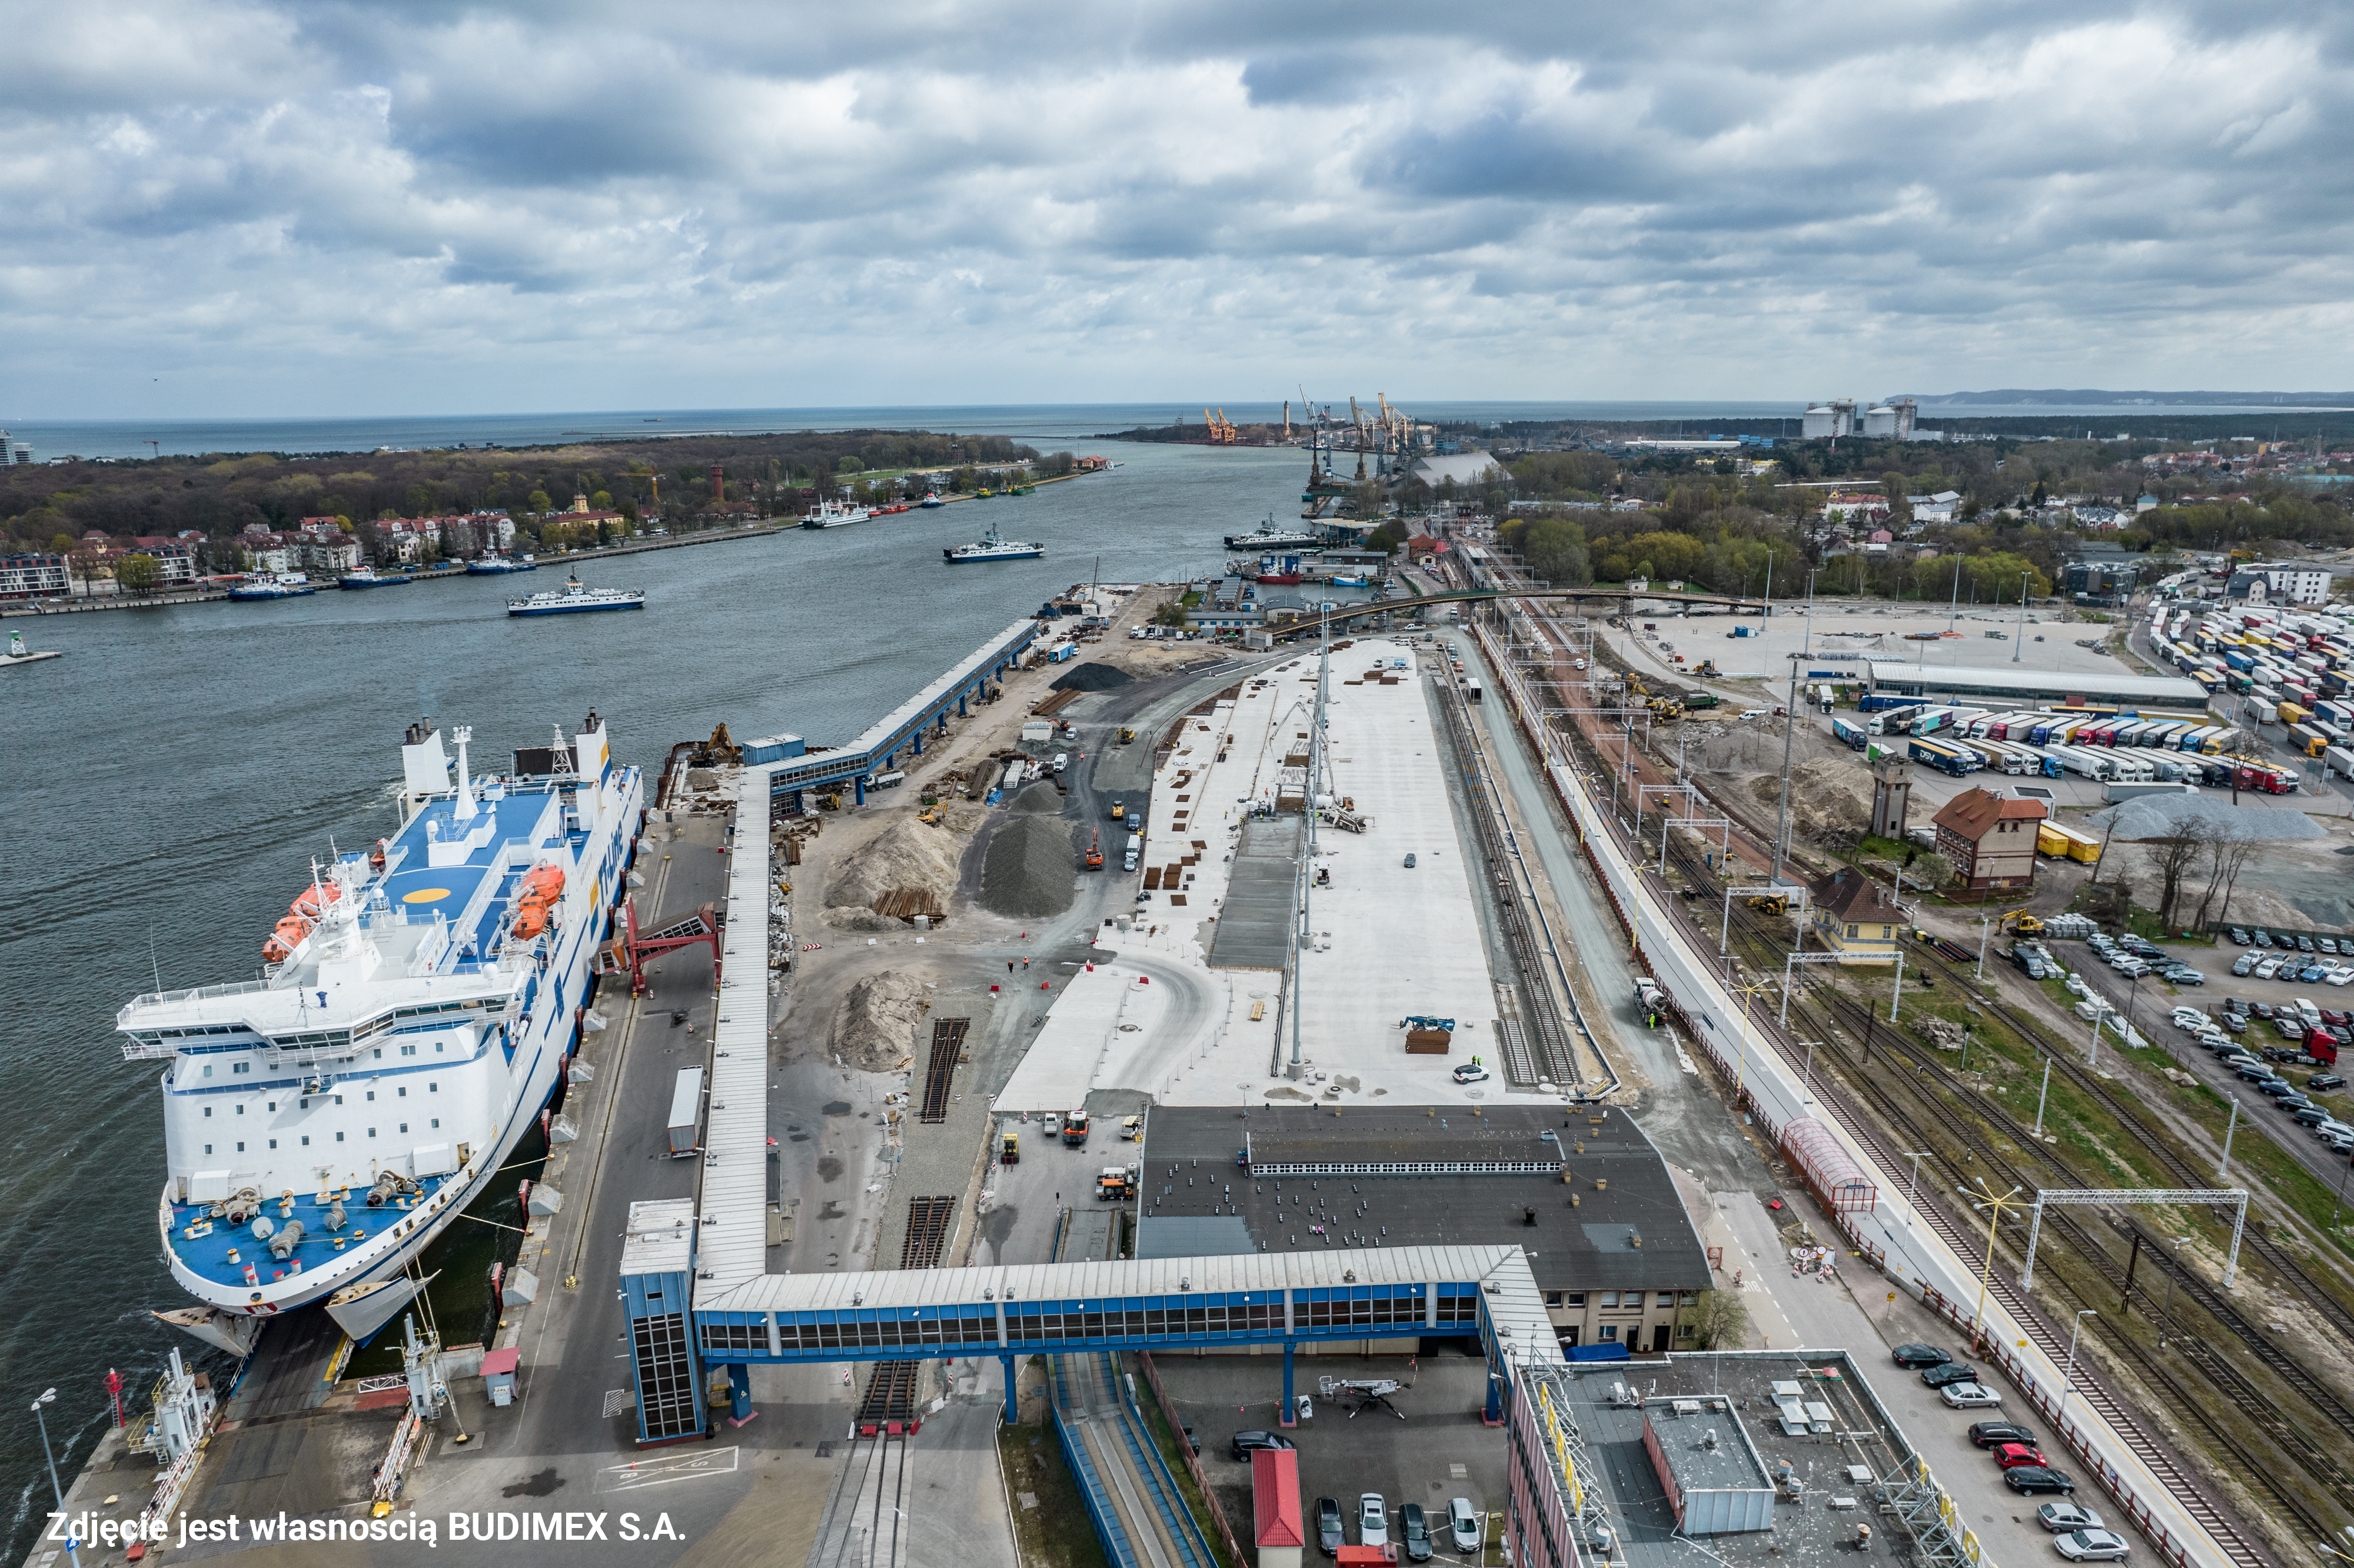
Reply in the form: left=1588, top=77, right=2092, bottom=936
left=1002, top=1354, right=1018, bottom=1423
left=913, top=730, right=924, bottom=755
left=853, top=776, right=867, bottom=805
left=959, top=693, right=969, bottom=717
left=1280, top=1340, right=1296, bottom=1427
left=937, top=712, right=949, bottom=734
left=727, top=1363, right=752, bottom=1423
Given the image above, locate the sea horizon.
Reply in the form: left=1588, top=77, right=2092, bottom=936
left=9, top=397, right=2348, bottom=462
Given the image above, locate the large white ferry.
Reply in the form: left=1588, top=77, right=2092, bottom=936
left=943, top=524, right=1045, bottom=564
left=118, top=715, right=643, bottom=1350
left=801, top=499, right=872, bottom=528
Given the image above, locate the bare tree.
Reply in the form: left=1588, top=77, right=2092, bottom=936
left=2140, top=820, right=2216, bottom=930
left=2208, top=830, right=2263, bottom=929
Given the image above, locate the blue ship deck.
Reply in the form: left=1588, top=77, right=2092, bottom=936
left=371, top=787, right=573, bottom=963
left=168, top=1174, right=456, bottom=1290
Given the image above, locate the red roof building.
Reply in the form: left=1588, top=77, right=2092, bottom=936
left=1253, top=1447, right=1305, bottom=1568
left=1931, top=787, right=2048, bottom=891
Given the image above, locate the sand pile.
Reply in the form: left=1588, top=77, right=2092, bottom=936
left=980, top=817, right=1081, bottom=917
left=1748, top=759, right=1874, bottom=844
left=1050, top=662, right=1135, bottom=694
left=830, top=972, right=927, bottom=1071
left=824, top=818, right=962, bottom=917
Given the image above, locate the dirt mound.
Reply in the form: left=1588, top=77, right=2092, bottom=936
left=824, top=818, right=962, bottom=911
left=1050, top=662, right=1134, bottom=693
left=980, top=817, right=1081, bottom=917
left=830, top=972, right=926, bottom=1071
left=1748, top=758, right=1873, bottom=845
left=1011, top=780, right=1065, bottom=814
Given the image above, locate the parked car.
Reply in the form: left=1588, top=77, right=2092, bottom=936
left=2054, top=1530, right=2132, bottom=1561
left=2222, top=1013, right=2247, bottom=1032
left=2323, top=938, right=2343, bottom=956
left=1400, top=1502, right=1433, bottom=1563
left=1448, top=1498, right=1481, bottom=1554
left=2231, top=955, right=2256, bottom=977
left=1232, top=1431, right=1295, bottom=1460
left=1922, top=1362, right=1982, bottom=1387
left=1891, top=1344, right=1951, bottom=1368
left=1360, top=1495, right=1389, bottom=1549
left=2310, top=1074, right=2347, bottom=1092
left=2253, top=930, right=2275, bottom=947
left=2250, top=1001, right=2275, bottom=1018
left=1940, top=1381, right=2003, bottom=1408
left=1403, top=853, right=1417, bottom=868
left=1991, top=1442, right=2052, bottom=1469
left=1452, top=1062, right=1491, bottom=1084
left=2228, top=928, right=2252, bottom=946
left=2298, top=935, right=2317, bottom=953
left=1971, top=1421, right=2040, bottom=1449
left=2037, top=1503, right=2106, bottom=1533
left=1319, top=1497, right=1345, bottom=1557
left=2006, top=1467, right=2077, bottom=1495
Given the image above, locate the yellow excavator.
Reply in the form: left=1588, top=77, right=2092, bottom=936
left=1997, top=910, right=2044, bottom=936
left=1744, top=892, right=1789, bottom=916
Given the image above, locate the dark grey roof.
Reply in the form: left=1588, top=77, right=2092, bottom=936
left=1135, top=1105, right=1710, bottom=1291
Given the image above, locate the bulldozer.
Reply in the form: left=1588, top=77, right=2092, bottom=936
left=1117, top=727, right=1137, bottom=744
left=1109, top=800, right=1126, bottom=821
left=1744, top=892, right=1790, bottom=916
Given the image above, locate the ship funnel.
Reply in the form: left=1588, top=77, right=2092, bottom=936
left=451, top=725, right=477, bottom=821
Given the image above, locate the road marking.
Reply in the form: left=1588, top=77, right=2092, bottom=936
left=594, top=1446, right=739, bottom=1492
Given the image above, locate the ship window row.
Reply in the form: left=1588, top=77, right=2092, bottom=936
left=1248, top=1161, right=1564, bottom=1176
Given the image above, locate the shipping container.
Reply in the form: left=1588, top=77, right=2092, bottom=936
left=667, top=1067, right=705, bottom=1157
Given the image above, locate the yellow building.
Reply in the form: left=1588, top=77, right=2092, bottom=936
left=1807, top=867, right=1904, bottom=961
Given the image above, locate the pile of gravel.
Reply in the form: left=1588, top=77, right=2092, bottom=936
left=980, top=817, right=1080, bottom=917
left=1050, top=661, right=1135, bottom=693
left=1011, top=780, right=1065, bottom=813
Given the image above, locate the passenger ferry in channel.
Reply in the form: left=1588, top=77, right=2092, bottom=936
left=118, top=715, right=644, bottom=1351
left=801, top=500, right=872, bottom=528
left=507, top=571, right=644, bottom=616
left=466, top=553, right=538, bottom=575
left=944, top=524, right=1045, bottom=563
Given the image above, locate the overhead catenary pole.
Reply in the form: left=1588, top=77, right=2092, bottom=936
left=2013, top=570, right=2029, bottom=662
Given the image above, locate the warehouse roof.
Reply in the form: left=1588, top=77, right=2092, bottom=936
left=1135, top=1106, right=1710, bottom=1290
left=1867, top=661, right=2207, bottom=705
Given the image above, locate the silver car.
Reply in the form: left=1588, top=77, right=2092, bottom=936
left=2039, top=1503, right=2106, bottom=1533
left=1359, top=1494, right=1389, bottom=1549
left=1448, top=1498, right=1481, bottom=1554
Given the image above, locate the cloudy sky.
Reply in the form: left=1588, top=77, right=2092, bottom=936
left=4, top=0, right=2349, bottom=417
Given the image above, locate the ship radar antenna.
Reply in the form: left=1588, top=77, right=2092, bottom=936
left=451, top=725, right=477, bottom=822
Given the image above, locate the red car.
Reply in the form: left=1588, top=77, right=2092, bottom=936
left=1991, top=1443, right=2050, bottom=1470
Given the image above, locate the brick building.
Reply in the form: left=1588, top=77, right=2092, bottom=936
left=1930, top=788, right=2047, bottom=891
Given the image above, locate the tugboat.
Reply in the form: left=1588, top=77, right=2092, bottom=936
left=944, top=524, right=1045, bottom=564
left=919, top=492, right=946, bottom=508
left=466, top=553, right=538, bottom=574
left=507, top=570, right=645, bottom=616
left=1223, top=513, right=1324, bottom=552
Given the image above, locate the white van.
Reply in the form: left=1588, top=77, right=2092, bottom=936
left=1052, top=753, right=1069, bottom=774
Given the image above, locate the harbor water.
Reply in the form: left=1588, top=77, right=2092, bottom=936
left=0, top=437, right=1319, bottom=1556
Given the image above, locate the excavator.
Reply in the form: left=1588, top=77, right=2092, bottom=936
left=1084, top=830, right=1103, bottom=871
left=1744, top=892, right=1790, bottom=916
left=1997, top=910, right=2044, bottom=936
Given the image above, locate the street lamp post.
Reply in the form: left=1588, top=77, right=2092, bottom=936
left=1960, top=1179, right=2029, bottom=1355
left=1799, top=1040, right=1823, bottom=1106
left=2033, top=1056, right=2053, bottom=1135
left=1976, top=917, right=1991, bottom=981
left=2013, top=571, right=2029, bottom=662
left=2059, top=1310, right=2097, bottom=1433
left=31, top=1387, right=79, bottom=1568
left=1900, top=1150, right=1931, bottom=1227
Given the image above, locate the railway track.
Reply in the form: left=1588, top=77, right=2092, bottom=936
left=917, top=1017, right=969, bottom=1123
left=900, top=1194, right=956, bottom=1270
left=812, top=1420, right=915, bottom=1568
left=1658, top=834, right=2350, bottom=1550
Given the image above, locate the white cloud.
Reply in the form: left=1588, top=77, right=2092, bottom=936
left=2, top=0, right=2350, bottom=415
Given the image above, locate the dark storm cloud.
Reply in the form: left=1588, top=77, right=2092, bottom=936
left=2, top=0, right=2350, bottom=413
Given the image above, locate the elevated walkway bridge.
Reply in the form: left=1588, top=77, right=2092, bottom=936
left=755, top=615, right=1042, bottom=806
left=1264, top=585, right=1770, bottom=640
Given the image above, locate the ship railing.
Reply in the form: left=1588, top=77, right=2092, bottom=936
left=115, top=977, right=274, bottom=1026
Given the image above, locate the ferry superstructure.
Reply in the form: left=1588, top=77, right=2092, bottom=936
left=118, top=715, right=643, bottom=1346
left=943, top=525, right=1045, bottom=563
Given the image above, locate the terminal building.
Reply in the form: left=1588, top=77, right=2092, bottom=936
left=1865, top=661, right=2209, bottom=711
left=1135, top=1105, right=1712, bottom=1353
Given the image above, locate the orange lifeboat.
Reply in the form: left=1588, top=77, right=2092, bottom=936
left=368, top=839, right=388, bottom=873
left=511, top=894, right=550, bottom=939
left=510, top=864, right=566, bottom=938
left=263, top=912, right=314, bottom=963
left=290, top=881, right=344, bottom=921
left=520, top=865, right=566, bottom=901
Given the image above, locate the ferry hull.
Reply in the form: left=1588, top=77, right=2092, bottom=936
left=507, top=600, right=644, bottom=616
